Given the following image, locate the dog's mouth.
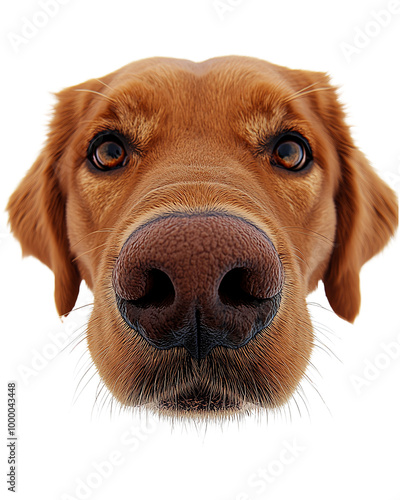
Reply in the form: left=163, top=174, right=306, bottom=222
left=116, top=345, right=282, bottom=418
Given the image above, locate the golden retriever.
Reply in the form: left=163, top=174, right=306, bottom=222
left=7, top=56, right=398, bottom=418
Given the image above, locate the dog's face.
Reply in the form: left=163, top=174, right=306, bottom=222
left=8, top=57, right=397, bottom=419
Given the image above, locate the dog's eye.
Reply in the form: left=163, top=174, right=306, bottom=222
left=88, top=133, right=127, bottom=171
left=272, top=135, right=311, bottom=171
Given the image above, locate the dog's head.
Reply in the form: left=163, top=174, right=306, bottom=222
left=8, top=57, right=398, bottom=418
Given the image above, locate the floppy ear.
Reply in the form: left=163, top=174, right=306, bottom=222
left=7, top=76, right=115, bottom=315
left=316, top=80, right=398, bottom=322
left=6, top=82, right=99, bottom=316
left=7, top=147, right=81, bottom=317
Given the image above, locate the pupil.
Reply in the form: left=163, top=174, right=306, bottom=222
left=106, top=142, right=122, bottom=159
left=278, top=142, right=300, bottom=162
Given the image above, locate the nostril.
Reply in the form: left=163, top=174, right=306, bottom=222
left=128, top=269, right=175, bottom=309
left=218, top=267, right=266, bottom=307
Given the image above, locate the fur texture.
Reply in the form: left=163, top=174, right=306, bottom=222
left=7, top=56, right=398, bottom=418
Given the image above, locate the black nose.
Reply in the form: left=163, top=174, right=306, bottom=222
left=112, top=213, right=283, bottom=360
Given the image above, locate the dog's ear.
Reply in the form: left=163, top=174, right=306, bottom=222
left=7, top=80, right=106, bottom=316
left=7, top=149, right=80, bottom=316
left=302, top=73, right=399, bottom=322
left=323, top=146, right=397, bottom=322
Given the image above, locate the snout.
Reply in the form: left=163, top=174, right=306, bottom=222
left=112, top=213, right=283, bottom=360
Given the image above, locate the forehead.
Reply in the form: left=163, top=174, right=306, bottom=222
left=98, top=57, right=310, bottom=117
left=107, top=56, right=296, bottom=96
left=86, top=57, right=319, bottom=144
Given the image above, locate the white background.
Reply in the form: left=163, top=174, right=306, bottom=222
left=1, top=0, right=400, bottom=499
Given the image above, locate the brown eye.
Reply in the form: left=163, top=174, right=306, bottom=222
left=88, top=133, right=127, bottom=171
left=272, top=135, right=312, bottom=171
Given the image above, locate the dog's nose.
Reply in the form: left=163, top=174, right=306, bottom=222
left=112, top=213, right=283, bottom=360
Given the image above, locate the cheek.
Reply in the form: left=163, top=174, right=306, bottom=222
left=274, top=168, right=323, bottom=224
left=303, top=199, right=336, bottom=292
left=270, top=167, right=336, bottom=287
left=65, top=169, right=128, bottom=287
left=74, top=168, right=128, bottom=226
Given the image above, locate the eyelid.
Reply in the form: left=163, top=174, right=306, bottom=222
left=88, top=130, right=127, bottom=151
left=270, top=131, right=312, bottom=153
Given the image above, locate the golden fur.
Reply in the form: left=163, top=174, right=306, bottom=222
left=7, top=56, right=398, bottom=419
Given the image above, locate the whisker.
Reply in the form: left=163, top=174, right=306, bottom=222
left=281, top=226, right=335, bottom=245
left=283, top=81, right=322, bottom=102
left=73, top=341, right=112, bottom=408
left=69, top=302, right=94, bottom=314
left=311, top=329, right=334, bottom=350
left=312, top=341, right=342, bottom=363
left=289, top=391, right=301, bottom=420
left=74, top=353, right=93, bottom=381
left=284, top=86, right=332, bottom=103
left=94, top=78, right=115, bottom=92
left=68, top=333, right=88, bottom=354
left=57, top=325, right=87, bottom=354
left=74, top=88, right=117, bottom=104
left=72, top=242, right=108, bottom=262
left=109, top=391, right=115, bottom=418
left=306, top=378, right=332, bottom=416
left=70, top=229, right=114, bottom=249
left=98, top=385, right=113, bottom=416
left=308, top=301, right=336, bottom=317
left=310, top=318, right=338, bottom=342
left=92, top=379, right=107, bottom=417
left=73, top=363, right=98, bottom=405
left=294, top=383, right=310, bottom=419
left=291, top=245, right=312, bottom=273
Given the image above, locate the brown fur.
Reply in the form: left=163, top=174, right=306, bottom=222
left=7, top=56, right=398, bottom=418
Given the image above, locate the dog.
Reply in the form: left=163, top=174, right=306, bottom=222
left=7, top=56, right=398, bottom=419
